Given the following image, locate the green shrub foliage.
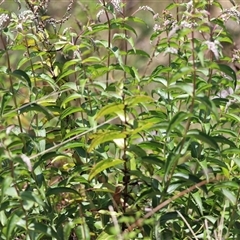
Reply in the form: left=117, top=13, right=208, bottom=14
left=0, top=0, right=240, bottom=239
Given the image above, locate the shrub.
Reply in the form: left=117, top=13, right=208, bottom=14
left=0, top=0, right=240, bottom=239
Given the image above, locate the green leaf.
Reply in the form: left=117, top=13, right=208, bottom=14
left=34, top=152, right=69, bottom=170
left=216, top=63, right=237, bottom=89
left=95, top=103, right=124, bottom=120
left=222, top=189, right=236, bottom=205
left=89, top=159, right=123, bottom=181
left=187, top=129, right=219, bottom=150
left=46, top=187, right=81, bottom=197
left=167, top=111, right=190, bottom=136
left=127, top=49, right=150, bottom=58
left=12, top=69, right=31, bottom=88
left=60, top=106, right=83, bottom=120
left=6, top=213, right=22, bottom=239
left=30, top=222, right=58, bottom=238
left=192, top=191, right=203, bottom=215
left=125, top=95, right=154, bottom=107
left=88, top=131, right=126, bottom=152
left=20, top=191, right=45, bottom=207
left=19, top=103, right=53, bottom=119
left=62, top=59, right=79, bottom=72
left=0, top=92, right=11, bottom=116
left=112, top=33, right=136, bottom=52
left=75, top=224, right=90, bottom=240
left=60, top=93, right=83, bottom=107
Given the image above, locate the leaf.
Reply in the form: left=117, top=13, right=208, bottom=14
left=187, top=129, right=219, bottom=150
left=110, top=21, right=137, bottom=36
left=141, top=156, right=164, bottom=167
left=12, top=69, right=31, bottom=88
left=88, top=131, right=126, bottom=152
left=62, top=59, right=79, bottom=72
left=127, top=49, right=150, bottom=58
left=30, top=222, right=58, bottom=238
left=112, top=33, right=136, bottom=52
left=19, top=103, right=53, bottom=119
left=88, top=159, right=124, bottom=181
left=60, top=93, right=83, bottom=107
left=60, top=106, right=83, bottom=120
left=222, top=189, right=236, bottom=205
left=6, top=213, right=22, bottom=239
left=212, top=136, right=236, bottom=148
left=0, top=92, right=11, bottom=116
left=192, top=191, right=203, bottom=215
left=95, top=103, right=124, bottom=120
left=46, top=187, right=81, bottom=197
left=167, top=111, right=190, bottom=136
left=34, top=152, right=69, bottom=170
left=125, top=95, right=154, bottom=107
left=20, top=191, right=45, bottom=207
left=216, top=63, right=237, bottom=88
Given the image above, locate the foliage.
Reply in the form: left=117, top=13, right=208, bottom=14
left=1, top=0, right=240, bottom=239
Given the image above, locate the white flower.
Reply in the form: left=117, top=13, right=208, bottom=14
left=138, top=6, right=155, bottom=15
left=153, top=24, right=161, bottom=32
left=111, top=0, right=122, bottom=13
left=204, top=40, right=222, bottom=60
left=164, top=47, right=178, bottom=55
left=0, top=13, right=9, bottom=29
left=96, top=9, right=105, bottom=22
left=18, top=10, right=35, bottom=21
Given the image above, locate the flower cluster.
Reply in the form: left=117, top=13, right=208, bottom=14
left=221, top=7, right=240, bottom=23
left=111, top=0, right=123, bottom=14
left=232, top=48, right=240, bottom=62
left=204, top=40, right=222, bottom=60
left=0, top=13, right=9, bottom=30
left=138, top=6, right=155, bottom=15
left=18, top=10, right=35, bottom=21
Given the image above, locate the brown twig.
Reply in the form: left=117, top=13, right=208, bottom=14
left=125, top=178, right=217, bottom=233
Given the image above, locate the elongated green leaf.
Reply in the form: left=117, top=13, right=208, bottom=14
left=187, top=129, right=219, bottom=150
left=57, top=69, right=76, bottom=80
left=89, top=159, right=123, bottom=181
left=30, top=222, right=58, bottom=238
left=125, top=95, right=154, bottom=107
left=222, top=148, right=240, bottom=155
left=60, top=93, right=83, bottom=107
left=0, top=92, right=11, bottom=116
left=34, top=152, right=68, bottom=170
left=222, top=189, right=236, bottom=205
left=217, top=63, right=237, bottom=88
left=112, top=33, right=136, bottom=52
left=88, top=131, right=126, bottom=152
left=192, top=191, right=203, bottom=215
left=141, top=156, right=164, bottom=167
left=46, top=187, right=80, bottom=197
left=19, top=103, right=53, bottom=119
left=95, top=103, right=124, bottom=120
left=63, top=222, right=75, bottom=240
left=196, top=96, right=219, bottom=119
left=168, top=82, right=193, bottom=95
left=127, top=49, right=150, bottom=58
left=212, top=136, right=236, bottom=148
left=6, top=213, right=21, bottom=239
left=62, top=59, right=79, bottom=72
left=20, top=191, right=45, bottom=206
left=223, top=113, right=240, bottom=123
left=167, top=111, right=190, bottom=136
left=110, top=21, right=137, bottom=36
left=12, top=69, right=31, bottom=88
left=60, top=106, right=83, bottom=120
left=131, top=122, right=155, bottom=136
